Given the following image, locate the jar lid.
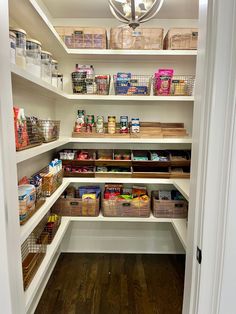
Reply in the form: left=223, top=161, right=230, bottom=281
left=10, top=28, right=27, bottom=35
left=57, top=73, right=63, bottom=77
left=9, top=31, right=16, bottom=38
left=41, top=50, right=52, bottom=56
left=52, top=59, right=58, bottom=64
left=26, top=38, right=42, bottom=46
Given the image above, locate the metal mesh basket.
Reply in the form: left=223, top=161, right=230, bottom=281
left=113, top=74, right=151, bottom=95
left=153, top=75, right=195, bottom=96
left=21, top=225, right=48, bottom=290
left=38, top=120, right=60, bottom=143
left=71, top=73, right=110, bottom=95
left=15, top=117, right=43, bottom=151
left=36, top=211, right=61, bottom=244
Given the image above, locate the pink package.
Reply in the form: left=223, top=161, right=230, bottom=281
left=155, top=69, right=174, bottom=95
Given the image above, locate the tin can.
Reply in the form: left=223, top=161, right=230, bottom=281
left=85, top=114, right=94, bottom=133
left=108, top=116, right=116, bottom=134
left=131, top=118, right=140, bottom=133
left=86, top=114, right=95, bottom=125
left=120, top=116, right=129, bottom=133
left=96, top=115, right=104, bottom=133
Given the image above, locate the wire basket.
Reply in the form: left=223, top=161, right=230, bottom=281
left=71, top=73, right=110, bottom=95
left=15, top=117, right=43, bottom=151
left=153, top=75, right=195, bottom=96
left=21, top=227, right=48, bottom=290
left=38, top=120, right=60, bottom=143
left=36, top=211, right=61, bottom=244
left=114, top=74, right=151, bottom=95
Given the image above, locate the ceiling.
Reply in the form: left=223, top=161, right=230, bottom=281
left=41, top=0, right=199, bottom=19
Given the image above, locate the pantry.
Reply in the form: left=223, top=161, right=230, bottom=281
left=1, top=0, right=236, bottom=314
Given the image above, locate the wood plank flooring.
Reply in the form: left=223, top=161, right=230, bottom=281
left=35, top=254, right=185, bottom=314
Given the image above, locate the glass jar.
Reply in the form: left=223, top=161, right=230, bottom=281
left=9, top=31, right=16, bottom=64
left=51, top=59, right=58, bottom=75
left=41, top=50, right=52, bottom=83
left=57, top=74, right=63, bottom=90
left=10, top=28, right=27, bottom=68
left=26, top=38, right=42, bottom=78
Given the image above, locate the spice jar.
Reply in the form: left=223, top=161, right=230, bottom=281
left=26, top=38, right=42, bottom=77
left=108, top=116, right=116, bottom=134
left=10, top=28, right=27, bottom=68
left=9, top=31, right=16, bottom=64
left=41, top=50, right=52, bottom=83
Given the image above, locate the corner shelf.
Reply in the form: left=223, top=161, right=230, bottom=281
left=172, top=219, right=188, bottom=249
left=172, top=178, right=190, bottom=201
left=11, top=64, right=194, bottom=102
left=16, top=138, right=69, bottom=164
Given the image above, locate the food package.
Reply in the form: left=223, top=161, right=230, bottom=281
left=164, top=28, right=198, bottom=50
left=13, top=107, right=29, bottom=150
left=110, top=27, right=164, bottom=50
left=154, top=69, right=174, bottom=96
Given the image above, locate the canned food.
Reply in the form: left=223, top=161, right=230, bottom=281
left=96, top=116, right=104, bottom=133
left=86, top=115, right=95, bottom=125
left=131, top=118, right=140, bottom=133
left=108, top=116, right=116, bottom=134
left=120, top=116, right=129, bottom=133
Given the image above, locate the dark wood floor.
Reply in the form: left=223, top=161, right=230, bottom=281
left=35, top=254, right=185, bottom=314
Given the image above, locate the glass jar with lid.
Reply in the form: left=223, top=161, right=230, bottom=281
left=9, top=31, right=16, bottom=64
left=26, top=38, right=42, bottom=78
left=41, top=50, right=52, bottom=83
left=10, top=28, right=27, bottom=68
left=51, top=59, right=58, bottom=75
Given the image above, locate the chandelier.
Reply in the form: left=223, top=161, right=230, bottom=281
left=109, top=0, right=164, bottom=30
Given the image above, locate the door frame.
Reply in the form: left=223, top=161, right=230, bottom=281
left=183, top=0, right=236, bottom=313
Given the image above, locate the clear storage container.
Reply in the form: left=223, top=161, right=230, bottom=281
left=51, top=59, right=58, bottom=75
left=10, top=28, right=27, bottom=68
left=9, top=31, right=16, bottom=64
left=26, top=38, right=42, bottom=78
left=41, top=50, right=52, bottom=83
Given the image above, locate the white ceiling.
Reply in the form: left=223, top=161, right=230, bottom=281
left=41, top=0, right=199, bottom=19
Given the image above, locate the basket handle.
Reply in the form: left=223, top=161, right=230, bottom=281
left=122, top=202, right=131, bottom=207
left=175, top=203, right=184, bottom=208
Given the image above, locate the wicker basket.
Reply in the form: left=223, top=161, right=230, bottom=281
left=21, top=231, right=48, bottom=290
left=152, top=191, right=188, bottom=218
left=164, top=28, right=198, bottom=50
left=102, top=197, right=150, bottom=217
left=53, top=197, right=100, bottom=217
left=55, top=26, right=107, bottom=49
left=110, top=27, right=163, bottom=50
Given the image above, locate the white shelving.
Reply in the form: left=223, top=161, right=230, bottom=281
left=173, top=179, right=190, bottom=201
left=172, top=219, right=188, bottom=249
left=20, top=180, right=70, bottom=244
left=69, top=137, right=192, bottom=144
left=25, top=218, right=70, bottom=312
left=16, top=138, right=69, bottom=164
left=11, top=64, right=194, bottom=102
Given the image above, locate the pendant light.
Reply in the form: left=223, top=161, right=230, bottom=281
left=109, top=0, right=164, bottom=30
